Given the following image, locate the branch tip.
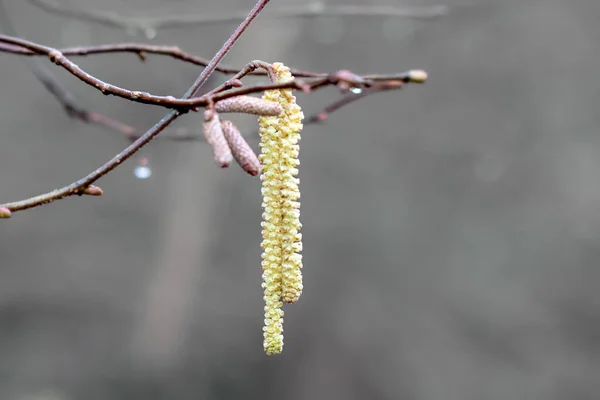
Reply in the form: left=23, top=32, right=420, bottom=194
left=0, top=207, right=12, bottom=219
left=408, top=70, right=428, bottom=83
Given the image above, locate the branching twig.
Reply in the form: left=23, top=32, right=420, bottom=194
left=0, top=41, right=322, bottom=78
left=0, top=37, right=426, bottom=138
left=0, top=3, right=201, bottom=141
left=0, top=0, right=272, bottom=214
left=0, top=34, right=425, bottom=114
left=0, top=0, right=429, bottom=217
left=0, top=0, right=425, bottom=140
left=0, top=34, right=422, bottom=140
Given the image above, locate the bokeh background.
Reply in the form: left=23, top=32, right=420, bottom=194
left=1, top=0, right=600, bottom=398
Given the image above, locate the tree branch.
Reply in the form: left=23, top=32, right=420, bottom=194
left=0, top=34, right=425, bottom=110
left=0, top=0, right=429, bottom=216
left=0, top=0, right=271, bottom=214
left=0, top=41, right=325, bottom=77
left=0, top=3, right=200, bottom=140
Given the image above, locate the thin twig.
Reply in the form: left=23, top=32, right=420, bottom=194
left=0, top=0, right=271, bottom=214
left=306, top=81, right=405, bottom=123
left=0, top=34, right=423, bottom=111
left=0, top=41, right=324, bottom=77
left=0, top=3, right=201, bottom=141
left=0, top=34, right=286, bottom=110
left=0, top=35, right=422, bottom=139
left=185, top=0, right=270, bottom=98
left=0, top=26, right=424, bottom=137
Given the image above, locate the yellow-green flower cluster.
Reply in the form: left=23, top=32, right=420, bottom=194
left=259, top=62, right=304, bottom=355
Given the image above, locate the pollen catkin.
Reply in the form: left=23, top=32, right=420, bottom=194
left=259, top=62, right=304, bottom=355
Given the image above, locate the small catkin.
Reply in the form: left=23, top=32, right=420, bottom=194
left=215, top=96, right=283, bottom=116
left=203, top=110, right=233, bottom=168
left=220, top=120, right=261, bottom=176
left=259, top=62, right=304, bottom=355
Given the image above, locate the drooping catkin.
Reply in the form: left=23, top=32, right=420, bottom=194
left=259, top=62, right=304, bottom=355
left=220, top=120, right=261, bottom=176
left=203, top=110, right=233, bottom=168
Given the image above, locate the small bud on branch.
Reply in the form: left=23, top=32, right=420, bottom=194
left=0, top=207, right=12, bottom=218
left=81, top=185, right=104, bottom=196
left=407, top=70, right=428, bottom=83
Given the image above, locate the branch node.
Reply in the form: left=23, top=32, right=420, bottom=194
left=48, top=49, right=62, bottom=64
left=222, top=78, right=244, bottom=90
left=99, top=83, right=110, bottom=94
left=330, top=69, right=366, bottom=92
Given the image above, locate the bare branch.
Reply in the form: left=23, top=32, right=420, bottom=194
left=0, top=0, right=271, bottom=213
left=0, top=0, right=430, bottom=215
left=184, top=0, right=271, bottom=98
left=0, top=4, right=200, bottom=141
left=0, top=34, right=424, bottom=111
left=0, top=41, right=324, bottom=78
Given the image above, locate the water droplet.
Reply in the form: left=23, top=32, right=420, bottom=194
left=134, top=157, right=152, bottom=179
left=144, top=27, right=157, bottom=40
left=350, top=87, right=363, bottom=94
left=134, top=166, right=152, bottom=179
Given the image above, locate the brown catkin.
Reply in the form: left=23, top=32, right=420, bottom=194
left=215, top=96, right=283, bottom=116
left=203, top=110, right=233, bottom=168
left=220, top=120, right=261, bottom=176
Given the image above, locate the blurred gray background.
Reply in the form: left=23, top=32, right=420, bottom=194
left=1, top=0, right=600, bottom=399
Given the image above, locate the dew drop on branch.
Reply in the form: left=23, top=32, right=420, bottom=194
left=144, top=28, right=157, bottom=40
left=134, top=156, right=152, bottom=179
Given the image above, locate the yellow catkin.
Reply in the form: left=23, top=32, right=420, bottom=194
left=259, top=62, right=304, bottom=355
